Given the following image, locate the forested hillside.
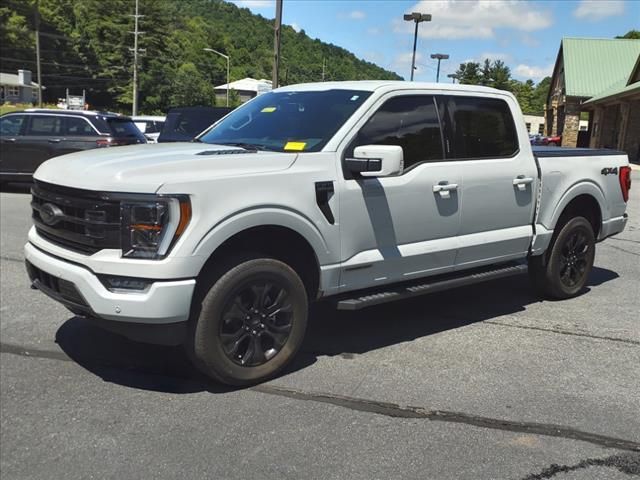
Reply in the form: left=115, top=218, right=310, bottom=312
left=0, top=0, right=401, bottom=113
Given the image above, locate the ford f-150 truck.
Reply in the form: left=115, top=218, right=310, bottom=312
left=24, top=81, right=631, bottom=385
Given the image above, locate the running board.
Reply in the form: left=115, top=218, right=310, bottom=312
left=336, top=262, right=528, bottom=311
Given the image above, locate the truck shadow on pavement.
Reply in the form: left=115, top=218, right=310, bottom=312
left=55, top=267, right=619, bottom=394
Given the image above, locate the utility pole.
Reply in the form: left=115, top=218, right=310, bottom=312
left=272, top=0, right=283, bottom=88
left=129, top=0, right=144, bottom=116
left=322, top=57, right=326, bottom=82
left=34, top=0, right=42, bottom=107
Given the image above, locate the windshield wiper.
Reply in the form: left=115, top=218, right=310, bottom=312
left=214, top=142, right=277, bottom=152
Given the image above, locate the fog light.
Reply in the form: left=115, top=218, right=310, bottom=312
left=99, top=275, right=150, bottom=292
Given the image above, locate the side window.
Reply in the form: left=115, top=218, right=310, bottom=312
left=64, top=117, right=97, bottom=136
left=447, top=96, right=518, bottom=159
left=0, top=115, right=25, bottom=136
left=26, top=116, right=62, bottom=136
left=349, top=95, right=444, bottom=170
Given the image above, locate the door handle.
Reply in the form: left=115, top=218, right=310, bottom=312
left=433, top=183, right=458, bottom=198
left=48, top=138, right=62, bottom=143
left=513, top=176, right=534, bottom=191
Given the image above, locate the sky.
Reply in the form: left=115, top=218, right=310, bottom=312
left=229, top=0, right=640, bottom=84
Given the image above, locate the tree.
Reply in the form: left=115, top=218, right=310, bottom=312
left=616, top=30, right=640, bottom=39
left=169, top=63, right=215, bottom=107
left=455, top=62, right=481, bottom=85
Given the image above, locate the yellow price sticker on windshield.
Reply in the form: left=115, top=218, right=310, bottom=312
left=284, top=141, right=306, bottom=151
left=261, top=106, right=277, bottom=113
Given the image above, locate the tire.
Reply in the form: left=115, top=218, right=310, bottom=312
left=529, top=216, right=595, bottom=299
left=548, top=141, right=557, bottom=146
left=188, top=255, right=308, bottom=386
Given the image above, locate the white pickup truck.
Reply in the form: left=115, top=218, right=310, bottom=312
left=25, top=81, right=631, bottom=385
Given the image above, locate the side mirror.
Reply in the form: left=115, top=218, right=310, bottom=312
left=345, top=145, right=404, bottom=177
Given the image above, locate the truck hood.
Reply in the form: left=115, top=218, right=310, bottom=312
left=33, top=143, right=297, bottom=193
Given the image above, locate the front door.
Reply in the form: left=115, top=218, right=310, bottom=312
left=0, top=114, right=27, bottom=175
left=337, top=93, right=462, bottom=291
left=440, top=94, right=537, bottom=268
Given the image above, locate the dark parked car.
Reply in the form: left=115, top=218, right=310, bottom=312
left=157, top=106, right=233, bottom=142
left=0, top=109, right=146, bottom=183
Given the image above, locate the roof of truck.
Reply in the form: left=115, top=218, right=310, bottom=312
left=275, top=81, right=510, bottom=95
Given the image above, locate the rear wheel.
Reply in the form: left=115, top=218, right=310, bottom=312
left=188, top=255, right=308, bottom=386
left=529, top=216, right=595, bottom=299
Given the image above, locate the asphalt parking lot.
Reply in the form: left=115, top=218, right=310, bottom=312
left=1, top=173, right=639, bottom=480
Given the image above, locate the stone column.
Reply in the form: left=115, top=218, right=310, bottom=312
left=561, top=101, right=580, bottom=147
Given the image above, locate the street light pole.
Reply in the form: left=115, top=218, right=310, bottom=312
left=403, top=12, right=432, bottom=81
left=447, top=73, right=458, bottom=84
left=204, top=48, right=230, bottom=107
left=430, top=53, right=449, bottom=83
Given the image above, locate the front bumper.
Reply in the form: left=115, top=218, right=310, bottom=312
left=24, top=242, right=196, bottom=327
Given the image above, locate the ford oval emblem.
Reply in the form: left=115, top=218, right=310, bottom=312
left=40, top=203, right=64, bottom=226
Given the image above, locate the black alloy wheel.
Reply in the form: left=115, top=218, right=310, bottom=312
left=220, top=281, right=293, bottom=367
left=188, top=256, right=308, bottom=386
left=558, top=230, right=590, bottom=288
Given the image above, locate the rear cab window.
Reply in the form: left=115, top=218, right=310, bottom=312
left=442, top=96, right=518, bottom=159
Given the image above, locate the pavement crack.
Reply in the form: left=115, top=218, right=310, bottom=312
left=0, top=342, right=72, bottom=362
left=4, top=340, right=640, bottom=453
left=484, top=321, right=640, bottom=346
left=606, top=237, right=640, bottom=245
left=0, top=255, right=23, bottom=263
left=601, top=243, right=640, bottom=257
left=520, top=452, right=640, bottom=479
left=253, top=384, right=640, bottom=452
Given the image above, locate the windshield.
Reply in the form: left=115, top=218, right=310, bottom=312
left=199, top=89, right=372, bottom=152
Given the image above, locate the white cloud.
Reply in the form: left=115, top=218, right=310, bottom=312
left=290, top=22, right=301, bottom=33
left=573, top=0, right=624, bottom=20
left=521, top=34, right=541, bottom=48
left=339, top=10, right=367, bottom=20
left=231, top=0, right=272, bottom=9
left=396, top=0, right=552, bottom=40
left=513, top=63, right=554, bottom=81
left=479, top=52, right=512, bottom=62
left=392, top=51, right=424, bottom=71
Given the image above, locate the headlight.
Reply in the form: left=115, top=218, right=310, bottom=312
left=120, top=196, right=191, bottom=259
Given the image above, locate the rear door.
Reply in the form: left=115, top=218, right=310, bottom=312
left=23, top=114, right=64, bottom=173
left=442, top=94, right=537, bottom=268
left=0, top=114, right=27, bottom=175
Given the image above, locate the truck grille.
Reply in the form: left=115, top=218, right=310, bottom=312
left=31, top=181, right=121, bottom=254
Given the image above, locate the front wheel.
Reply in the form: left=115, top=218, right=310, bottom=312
left=529, top=216, right=595, bottom=299
left=189, top=256, right=308, bottom=386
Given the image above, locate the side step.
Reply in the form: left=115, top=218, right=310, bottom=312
left=336, top=262, right=528, bottom=311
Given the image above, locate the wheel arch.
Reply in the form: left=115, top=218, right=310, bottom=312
left=546, top=183, right=606, bottom=238
left=193, top=209, right=329, bottom=299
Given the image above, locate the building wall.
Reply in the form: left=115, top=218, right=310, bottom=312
left=561, top=100, right=581, bottom=147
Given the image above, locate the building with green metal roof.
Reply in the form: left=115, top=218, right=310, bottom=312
left=545, top=37, right=640, bottom=159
